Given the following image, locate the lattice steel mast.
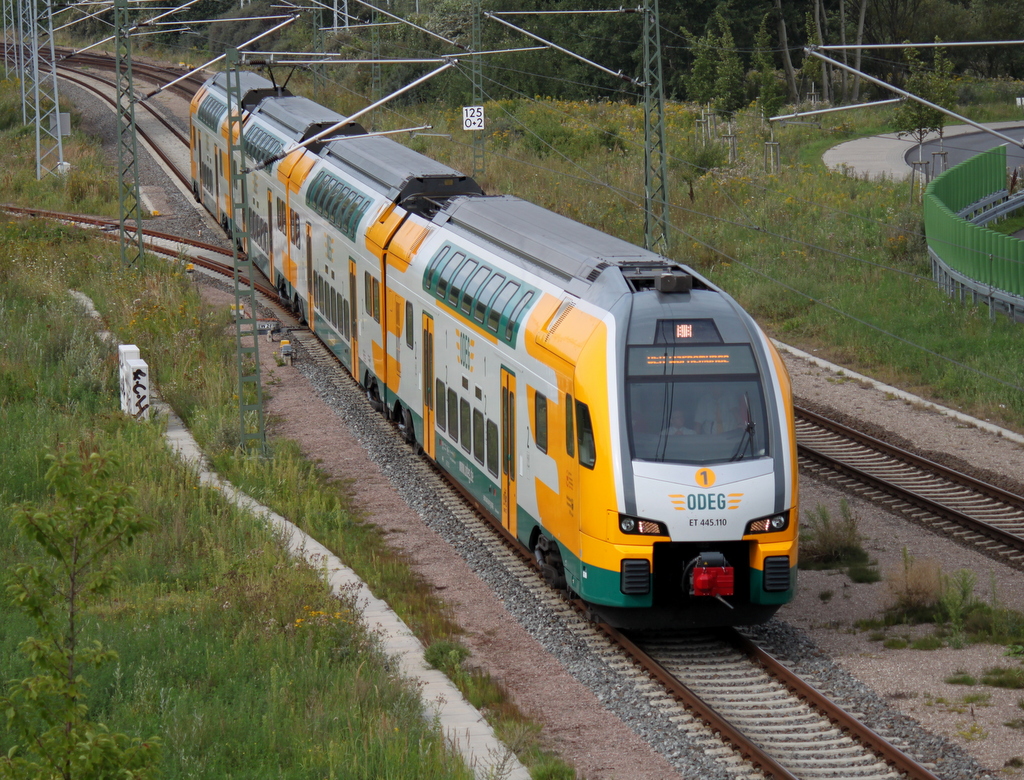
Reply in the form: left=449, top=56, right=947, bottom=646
left=114, top=0, right=145, bottom=266
left=225, top=48, right=267, bottom=454
left=471, top=0, right=484, bottom=176
left=642, top=0, right=669, bottom=254
left=3, top=0, right=16, bottom=80
left=22, top=0, right=64, bottom=178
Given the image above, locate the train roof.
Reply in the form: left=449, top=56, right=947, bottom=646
left=207, top=71, right=290, bottom=111
left=324, top=135, right=482, bottom=209
left=253, top=96, right=364, bottom=143
left=435, top=195, right=703, bottom=294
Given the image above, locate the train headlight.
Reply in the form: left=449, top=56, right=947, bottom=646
left=619, top=514, right=667, bottom=536
left=744, top=513, right=789, bottom=535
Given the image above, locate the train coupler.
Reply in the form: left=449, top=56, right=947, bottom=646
left=686, top=552, right=735, bottom=608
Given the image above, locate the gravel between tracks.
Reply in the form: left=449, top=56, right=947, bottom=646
left=62, top=68, right=1024, bottom=778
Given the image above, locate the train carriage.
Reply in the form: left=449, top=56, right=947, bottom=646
left=190, top=71, right=799, bottom=628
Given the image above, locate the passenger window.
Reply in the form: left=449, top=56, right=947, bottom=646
left=447, top=389, right=459, bottom=442
left=372, top=278, right=380, bottom=323
left=448, top=258, right=477, bottom=305
left=473, top=409, right=484, bottom=464
left=474, top=274, right=504, bottom=323
left=534, top=392, right=548, bottom=453
left=576, top=400, right=596, bottom=469
left=486, top=281, right=520, bottom=333
left=505, top=291, right=534, bottom=341
left=436, top=380, right=446, bottom=431
left=461, top=267, right=490, bottom=314
left=437, top=252, right=465, bottom=299
left=460, top=398, right=471, bottom=453
left=425, top=246, right=451, bottom=291
left=565, top=393, right=575, bottom=457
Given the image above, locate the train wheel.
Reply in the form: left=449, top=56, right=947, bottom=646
left=400, top=407, right=416, bottom=447
left=534, top=534, right=567, bottom=590
left=365, top=379, right=383, bottom=413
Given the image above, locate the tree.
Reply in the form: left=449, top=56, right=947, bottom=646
left=1, top=451, right=161, bottom=780
left=714, top=14, right=747, bottom=119
left=893, top=42, right=956, bottom=162
left=754, top=14, right=786, bottom=120
left=686, top=25, right=719, bottom=105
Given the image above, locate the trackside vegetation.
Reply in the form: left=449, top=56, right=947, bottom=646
left=0, top=220, right=476, bottom=779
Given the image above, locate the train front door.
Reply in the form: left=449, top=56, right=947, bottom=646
left=500, top=367, right=517, bottom=536
left=422, top=313, right=435, bottom=459
left=348, top=260, right=358, bottom=379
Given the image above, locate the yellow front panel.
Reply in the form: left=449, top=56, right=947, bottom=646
left=573, top=325, right=618, bottom=544
left=580, top=532, right=650, bottom=573
left=749, top=537, right=798, bottom=571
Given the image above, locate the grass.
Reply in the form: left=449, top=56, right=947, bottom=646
left=798, top=499, right=880, bottom=582
left=0, top=222, right=475, bottom=779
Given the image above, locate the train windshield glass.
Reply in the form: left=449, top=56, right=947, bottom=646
left=626, top=345, right=768, bottom=464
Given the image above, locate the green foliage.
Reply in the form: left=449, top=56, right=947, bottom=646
left=713, top=16, right=746, bottom=119
left=2, top=451, right=161, bottom=780
left=798, top=499, right=875, bottom=583
left=910, top=635, right=944, bottom=650
left=754, top=14, right=786, bottom=120
left=893, top=43, right=956, bottom=151
left=686, top=27, right=719, bottom=105
left=981, top=667, right=1024, bottom=689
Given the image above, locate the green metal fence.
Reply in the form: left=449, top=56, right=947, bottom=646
left=924, top=146, right=1024, bottom=302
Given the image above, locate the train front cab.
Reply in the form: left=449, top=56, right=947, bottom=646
left=530, top=300, right=797, bottom=628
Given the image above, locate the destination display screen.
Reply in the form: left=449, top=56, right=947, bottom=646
left=654, top=318, right=721, bottom=344
left=628, top=344, right=758, bottom=377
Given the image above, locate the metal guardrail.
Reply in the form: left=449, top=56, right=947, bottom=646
left=924, top=146, right=1024, bottom=321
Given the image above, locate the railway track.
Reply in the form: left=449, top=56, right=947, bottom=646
left=279, top=324, right=950, bottom=780
left=796, top=406, right=1024, bottom=570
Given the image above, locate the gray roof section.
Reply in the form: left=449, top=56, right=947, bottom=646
left=209, top=71, right=289, bottom=111
left=253, top=96, right=355, bottom=142
left=436, top=195, right=670, bottom=289
left=324, top=135, right=481, bottom=203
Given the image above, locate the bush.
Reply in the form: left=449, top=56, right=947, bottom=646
left=885, top=548, right=943, bottom=622
left=799, top=499, right=873, bottom=577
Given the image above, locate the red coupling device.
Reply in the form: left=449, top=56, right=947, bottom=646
left=693, top=566, right=735, bottom=597
left=690, top=552, right=734, bottom=598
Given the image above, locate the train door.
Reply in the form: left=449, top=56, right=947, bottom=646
left=422, top=313, right=435, bottom=459
left=501, top=367, right=517, bottom=535
left=305, top=222, right=313, bottom=327
left=348, top=260, right=358, bottom=378
left=215, top=148, right=221, bottom=223
left=267, top=190, right=274, bottom=283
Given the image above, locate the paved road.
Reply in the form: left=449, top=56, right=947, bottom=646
left=914, top=124, right=1024, bottom=173
left=822, top=121, right=1024, bottom=180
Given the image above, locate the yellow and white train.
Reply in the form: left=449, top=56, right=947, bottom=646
left=190, top=71, right=799, bottom=627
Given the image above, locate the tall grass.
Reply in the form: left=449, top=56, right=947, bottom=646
left=0, top=215, right=472, bottom=778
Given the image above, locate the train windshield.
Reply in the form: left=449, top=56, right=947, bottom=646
left=626, top=345, right=768, bottom=465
